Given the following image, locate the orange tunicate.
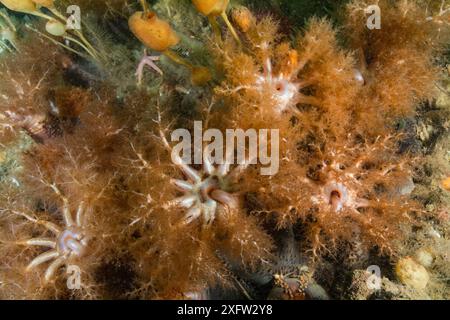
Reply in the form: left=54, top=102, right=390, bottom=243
left=33, top=0, right=54, bottom=7
left=191, top=66, right=212, bottom=86
left=192, top=0, right=229, bottom=17
left=129, top=11, right=180, bottom=52
left=442, top=177, right=450, bottom=191
left=0, top=0, right=36, bottom=13
left=279, top=49, right=299, bottom=76
left=288, top=49, right=299, bottom=69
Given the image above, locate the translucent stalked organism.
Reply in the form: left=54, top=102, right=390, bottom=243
left=1, top=0, right=102, bottom=61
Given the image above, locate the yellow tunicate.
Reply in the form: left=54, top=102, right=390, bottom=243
left=129, top=11, right=180, bottom=52
left=33, top=0, right=54, bottom=7
left=192, top=0, right=229, bottom=17
left=0, top=0, right=36, bottom=13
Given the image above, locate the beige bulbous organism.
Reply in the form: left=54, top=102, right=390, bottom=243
left=395, top=257, right=430, bottom=290
left=45, top=19, right=66, bottom=37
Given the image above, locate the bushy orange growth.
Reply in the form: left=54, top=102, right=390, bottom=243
left=212, top=15, right=359, bottom=138
left=344, top=0, right=450, bottom=134
left=117, top=116, right=274, bottom=298
left=244, top=134, right=418, bottom=258
left=0, top=168, right=109, bottom=298
left=0, top=0, right=446, bottom=300
left=0, top=36, right=66, bottom=145
left=0, top=138, right=120, bottom=298
left=205, top=1, right=448, bottom=264
left=0, top=48, right=132, bottom=297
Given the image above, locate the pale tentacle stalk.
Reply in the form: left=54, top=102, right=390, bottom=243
left=0, top=10, right=18, bottom=52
